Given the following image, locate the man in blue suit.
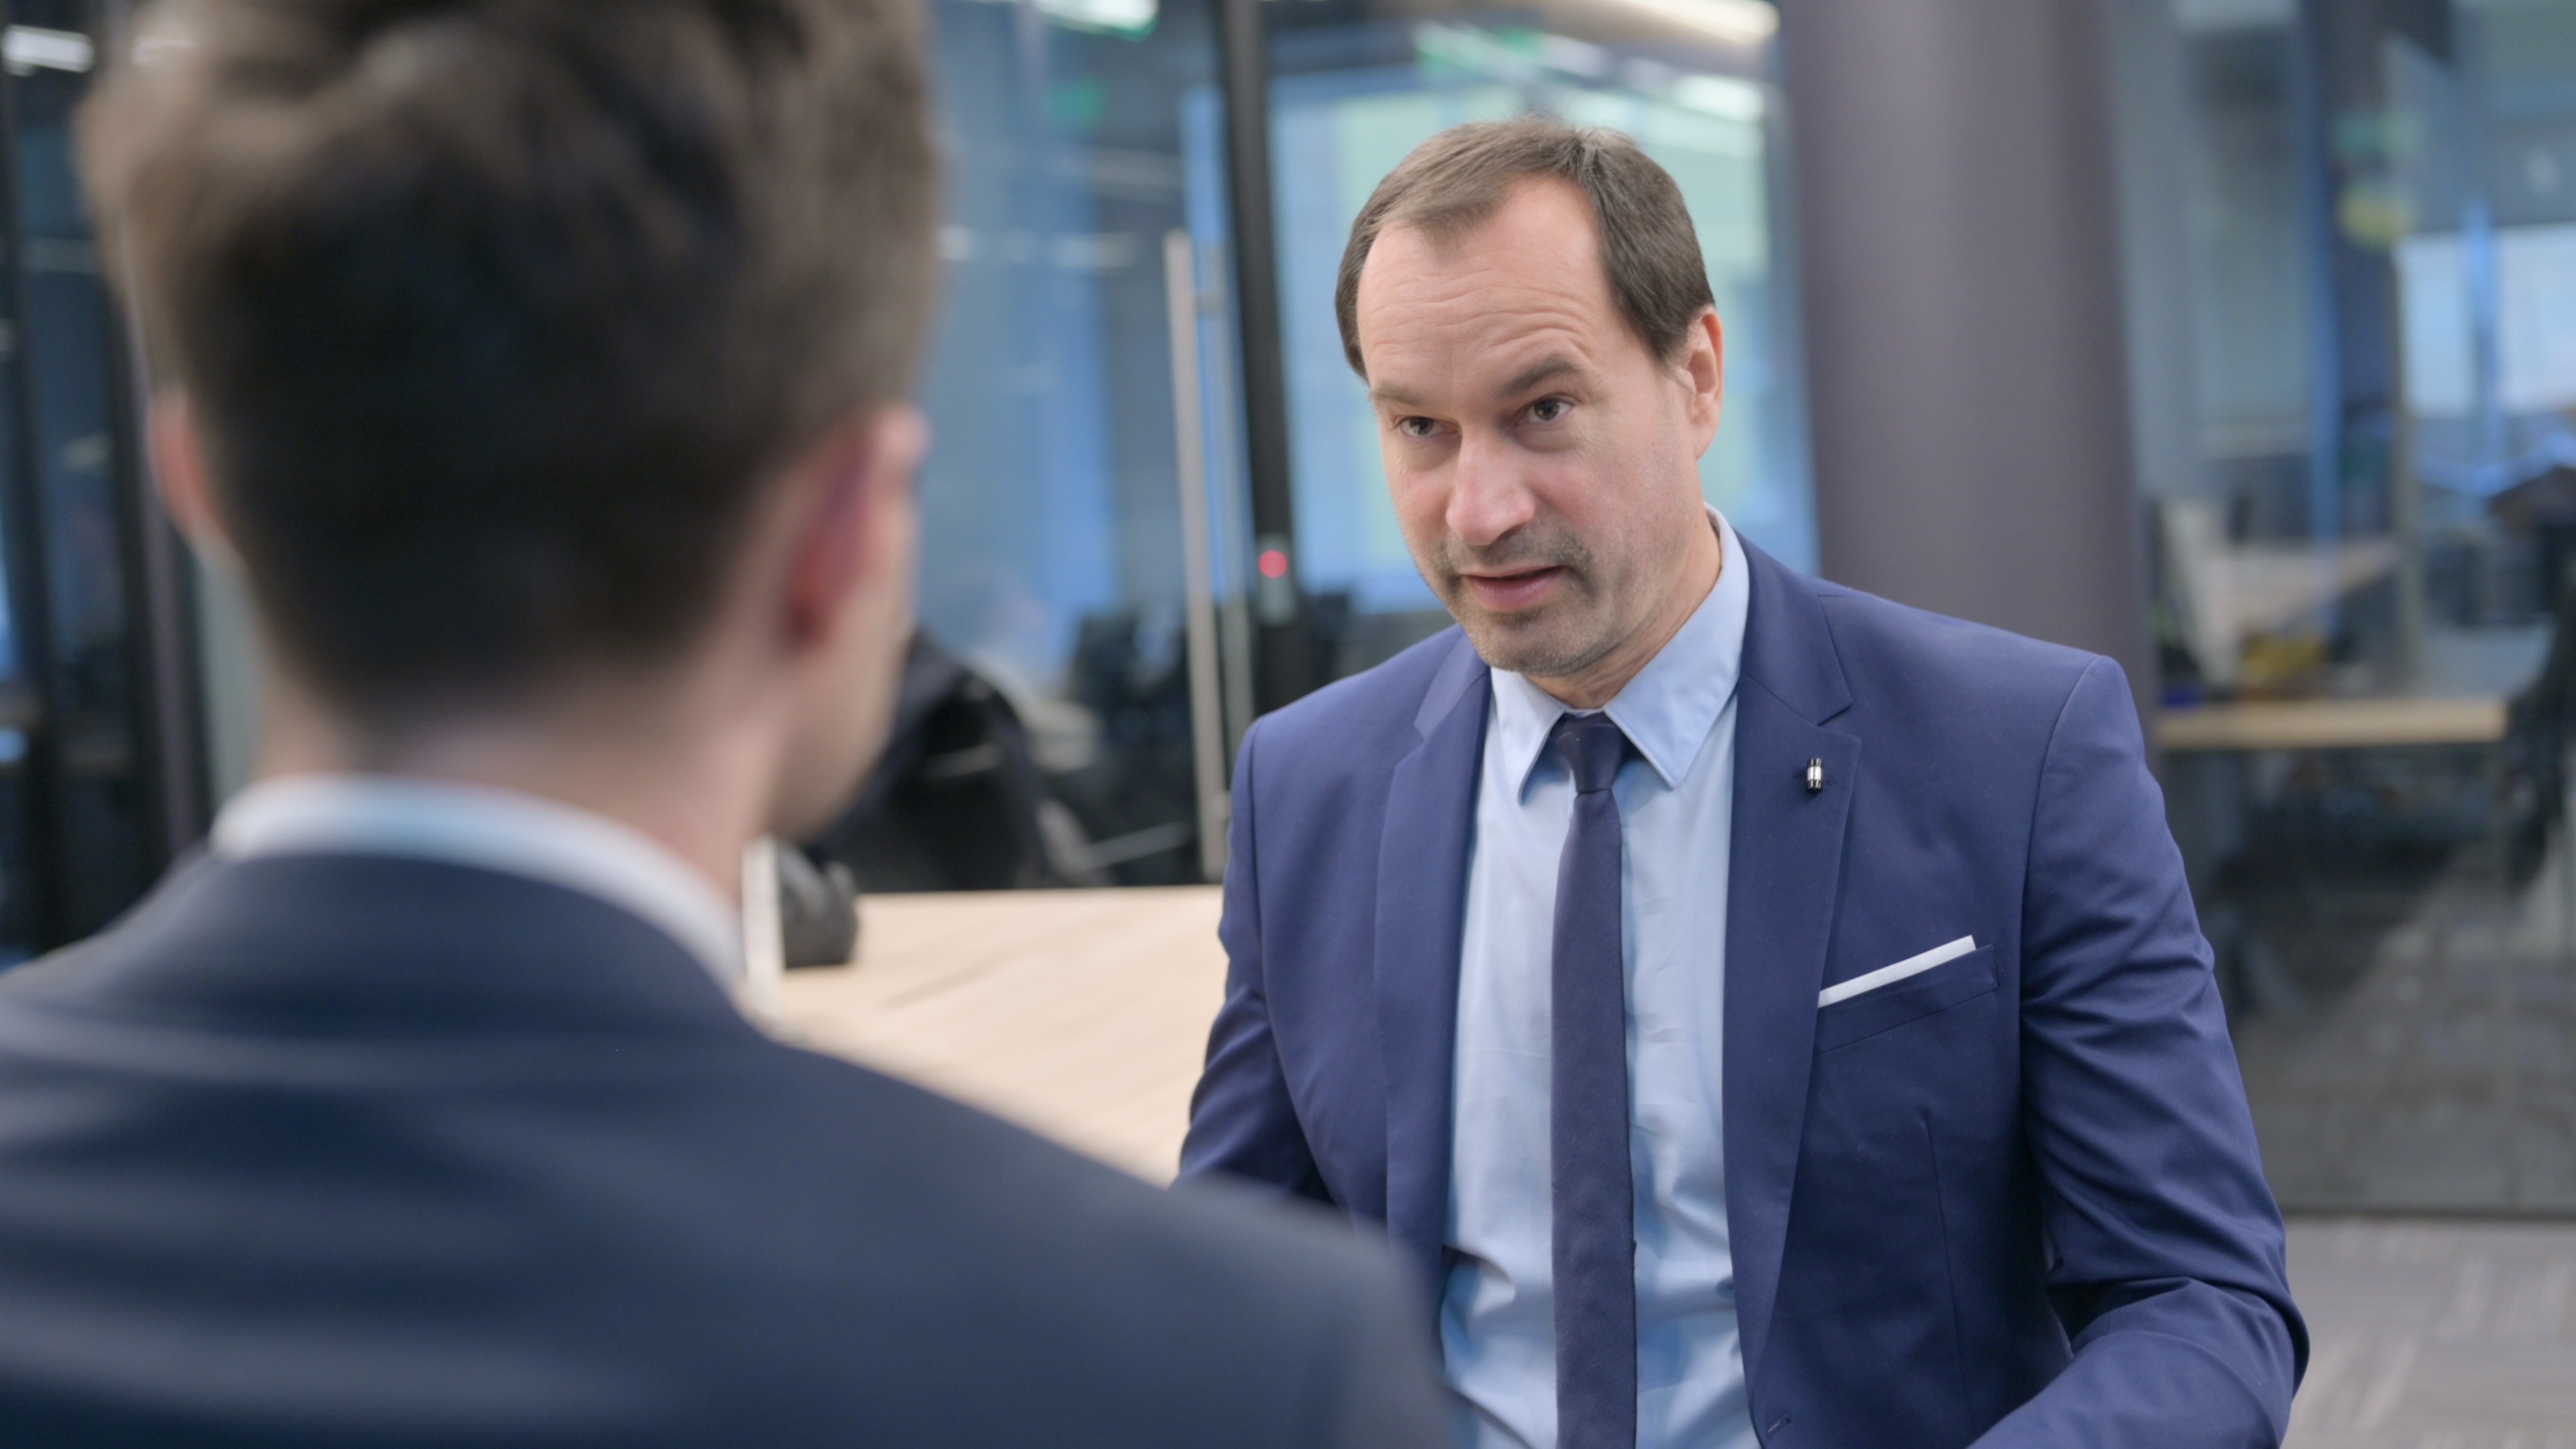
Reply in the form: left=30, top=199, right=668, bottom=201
left=1182, top=117, right=2305, bottom=1448
left=0, top=1, right=1445, bottom=1443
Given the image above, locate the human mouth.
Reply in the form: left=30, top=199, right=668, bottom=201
left=1462, top=566, right=1564, bottom=612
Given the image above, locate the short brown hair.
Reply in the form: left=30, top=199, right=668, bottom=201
left=83, top=0, right=936, bottom=718
left=1334, top=116, right=1713, bottom=375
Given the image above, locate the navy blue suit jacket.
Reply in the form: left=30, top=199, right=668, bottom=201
left=1181, top=541, right=2306, bottom=1448
left=0, top=852, right=1446, bottom=1446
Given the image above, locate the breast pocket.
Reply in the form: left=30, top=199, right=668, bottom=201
left=1814, top=942, right=2000, bottom=1053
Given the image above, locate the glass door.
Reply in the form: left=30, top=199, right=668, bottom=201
left=899, top=0, right=1248, bottom=885
left=2152, top=0, right=2576, bottom=1212
left=0, top=1, right=196, bottom=958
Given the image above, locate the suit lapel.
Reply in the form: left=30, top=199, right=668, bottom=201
left=1723, top=544, right=1858, bottom=1387
left=1376, top=637, right=1491, bottom=1307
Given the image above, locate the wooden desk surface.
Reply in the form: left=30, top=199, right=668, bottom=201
left=773, top=885, right=1224, bottom=1182
left=2156, top=696, right=2508, bottom=752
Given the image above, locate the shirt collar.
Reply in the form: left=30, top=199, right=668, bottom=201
left=211, top=773, right=743, bottom=985
left=1489, top=506, right=1751, bottom=796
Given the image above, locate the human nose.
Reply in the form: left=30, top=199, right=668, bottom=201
left=1446, top=427, right=1536, bottom=549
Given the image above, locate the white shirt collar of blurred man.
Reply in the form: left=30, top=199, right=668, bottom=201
left=212, top=773, right=741, bottom=984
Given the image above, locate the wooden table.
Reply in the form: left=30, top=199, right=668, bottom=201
left=2156, top=696, right=2508, bottom=752
left=773, top=885, right=1224, bottom=1182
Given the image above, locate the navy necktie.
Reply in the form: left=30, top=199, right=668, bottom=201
left=1549, top=711, right=1635, bottom=1449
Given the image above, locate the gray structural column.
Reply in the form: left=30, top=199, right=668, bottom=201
left=1780, top=0, right=2153, bottom=710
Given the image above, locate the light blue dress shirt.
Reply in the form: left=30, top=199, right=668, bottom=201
left=1442, top=509, right=1756, bottom=1449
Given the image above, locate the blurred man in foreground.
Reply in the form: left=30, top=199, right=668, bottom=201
left=1183, top=117, right=2303, bottom=1448
left=0, top=2, right=1444, bottom=1443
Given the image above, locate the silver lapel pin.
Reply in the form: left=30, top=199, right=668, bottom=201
left=1805, top=758, right=1825, bottom=794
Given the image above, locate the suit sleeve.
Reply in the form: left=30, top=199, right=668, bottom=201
left=1177, top=718, right=1332, bottom=1201
left=1974, top=657, right=2308, bottom=1449
left=1293, top=1236, right=1452, bottom=1448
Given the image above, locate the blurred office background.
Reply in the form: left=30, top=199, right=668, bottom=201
left=0, top=0, right=2571, bottom=1234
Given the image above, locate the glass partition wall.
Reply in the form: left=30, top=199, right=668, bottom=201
left=2151, top=0, right=2576, bottom=1212
left=15, top=0, right=2565, bottom=1229
left=113, top=0, right=1821, bottom=906
left=182, top=0, right=1263, bottom=891
left=0, top=2, right=197, bottom=959
left=175, top=0, right=1809, bottom=898
left=906, top=0, right=1249, bottom=884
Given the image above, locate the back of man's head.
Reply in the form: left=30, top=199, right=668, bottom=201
left=83, top=0, right=936, bottom=724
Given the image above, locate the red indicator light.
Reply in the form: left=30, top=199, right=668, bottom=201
left=1257, top=549, right=1289, bottom=580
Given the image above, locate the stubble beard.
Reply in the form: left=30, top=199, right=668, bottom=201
left=1427, top=529, right=1631, bottom=680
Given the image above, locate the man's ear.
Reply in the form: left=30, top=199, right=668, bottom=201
left=782, top=403, right=927, bottom=647
left=149, top=393, right=239, bottom=561
left=1682, top=307, right=1725, bottom=451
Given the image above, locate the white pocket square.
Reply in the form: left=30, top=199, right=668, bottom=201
left=1817, top=936, right=1978, bottom=1008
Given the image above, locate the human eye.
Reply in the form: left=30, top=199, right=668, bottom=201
left=1394, top=415, right=1442, bottom=439
left=1524, top=396, right=1572, bottom=425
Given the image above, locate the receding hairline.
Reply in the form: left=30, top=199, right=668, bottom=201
left=1370, top=169, right=1593, bottom=256
left=1348, top=177, right=1624, bottom=386
left=1334, top=119, right=1716, bottom=378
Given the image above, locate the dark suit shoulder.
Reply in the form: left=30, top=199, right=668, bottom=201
left=0, top=853, right=761, bottom=1042
left=0, top=851, right=223, bottom=1005
left=0, top=932, right=111, bottom=1003
left=682, top=1042, right=1442, bottom=1446
left=1805, top=573, right=2109, bottom=729
left=0, top=861, right=1443, bottom=1447
left=757, top=1040, right=1406, bottom=1309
